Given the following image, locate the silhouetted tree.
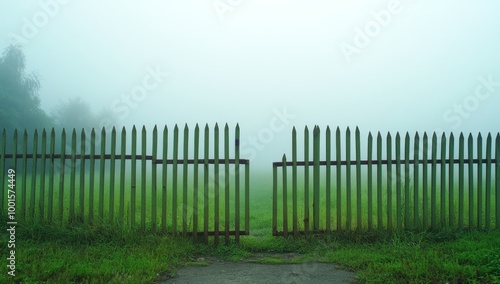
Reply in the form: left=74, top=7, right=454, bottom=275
left=0, top=44, right=53, bottom=132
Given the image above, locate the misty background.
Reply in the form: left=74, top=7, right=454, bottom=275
left=1, top=0, right=500, bottom=170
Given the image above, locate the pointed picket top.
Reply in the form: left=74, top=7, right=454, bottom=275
left=142, top=125, right=147, bottom=133
left=204, top=123, right=209, bottom=132
left=414, top=132, right=420, bottom=140
left=184, top=123, right=189, bottom=131
left=405, top=132, right=410, bottom=140
left=13, top=128, right=18, bottom=139
left=42, top=128, right=47, bottom=138
left=423, top=132, right=428, bottom=141
left=376, top=131, right=381, bottom=140
left=72, top=128, right=77, bottom=140
left=292, top=126, right=296, bottom=134
left=153, top=125, right=158, bottom=132
left=121, top=126, right=126, bottom=135
left=395, top=131, right=400, bottom=140
left=304, top=125, right=309, bottom=133
left=23, top=129, right=28, bottom=139
left=496, top=133, right=500, bottom=149
left=387, top=131, right=391, bottom=140
left=100, top=125, right=106, bottom=137
left=282, top=154, right=287, bottom=163
left=468, top=133, right=473, bottom=143
left=368, top=131, right=373, bottom=140
left=432, top=132, right=438, bottom=142
left=487, top=132, right=492, bottom=141
left=196, top=123, right=200, bottom=131
left=346, top=127, right=351, bottom=135
left=355, top=126, right=360, bottom=135
left=326, top=125, right=330, bottom=133
left=459, top=132, right=464, bottom=140
left=132, top=125, right=137, bottom=133
left=336, top=126, right=341, bottom=134
left=214, top=123, right=219, bottom=131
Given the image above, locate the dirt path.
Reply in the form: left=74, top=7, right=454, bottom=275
left=158, top=255, right=356, bottom=284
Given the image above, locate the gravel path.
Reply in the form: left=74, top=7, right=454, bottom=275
left=159, top=257, right=356, bottom=284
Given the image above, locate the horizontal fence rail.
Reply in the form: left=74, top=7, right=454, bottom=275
left=272, top=126, right=500, bottom=237
left=0, top=124, right=250, bottom=245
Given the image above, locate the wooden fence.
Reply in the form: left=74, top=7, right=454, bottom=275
left=272, top=126, right=500, bottom=236
left=0, top=124, right=250, bottom=244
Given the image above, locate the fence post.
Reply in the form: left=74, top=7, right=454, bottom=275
left=109, top=127, right=116, bottom=224
left=468, top=134, right=474, bottom=229
left=304, top=126, right=310, bottom=233
left=89, top=129, right=96, bottom=223
left=234, top=124, right=239, bottom=242
left=283, top=154, right=288, bottom=237
left=119, top=127, right=126, bottom=226
left=325, top=127, right=331, bottom=234
left=449, top=133, right=455, bottom=228
left=395, top=133, right=401, bottom=232
left=313, top=126, right=320, bottom=232
left=440, top=133, right=447, bottom=228
left=387, top=132, right=393, bottom=232
left=152, top=126, right=158, bottom=231
left=30, top=130, right=38, bottom=219
left=293, top=127, right=298, bottom=236
left=367, top=132, right=373, bottom=230
left=194, top=124, right=200, bottom=240
left=59, top=129, right=66, bottom=223
left=376, top=132, right=382, bottom=229
left=356, top=128, right=362, bottom=231
left=79, top=129, right=86, bottom=221
left=431, top=133, right=437, bottom=230
left=477, top=133, right=482, bottom=229
left=162, top=126, right=168, bottom=233
left=485, top=134, right=491, bottom=230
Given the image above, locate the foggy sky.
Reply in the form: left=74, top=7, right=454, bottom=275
left=1, top=0, right=500, bottom=168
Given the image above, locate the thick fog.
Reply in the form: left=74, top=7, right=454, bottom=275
left=1, top=0, right=500, bottom=169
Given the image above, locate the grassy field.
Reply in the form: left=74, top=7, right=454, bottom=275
left=1, top=172, right=500, bottom=283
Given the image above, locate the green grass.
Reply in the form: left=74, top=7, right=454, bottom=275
left=1, top=173, right=500, bottom=283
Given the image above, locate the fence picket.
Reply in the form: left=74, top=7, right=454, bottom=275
left=335, top=127, right=341, bottom=231
left=477, top=134, right=482, bottom=229
left=172, top=125, right=179, bottom=233
left=152, top=126, right=158, bottom=231
left=356, top=128, right=362, bottom=230
left=367, top=133, right=373, bottom=230
left=79, top=130, right=86, bottom=221
left=293, top=127, right=299, bottom=236
left=203, top=125, right=209, bottom=242
left=440, top=134, right=446, bottom=227
left=387, top=132, right=392, bottom=231
left=485, top=134, right=491, bottom=230
left=214, top=124, right=220, bottom=244
left=376, top=132, right=382, bottom=229
left=404, top=133, right=410, bottom=229
left=98, top=128, right=106, bottom=221
left=40, top=130, right=47, bottom=220
left=468, top=134, right=474, bottom=228
left=89, top=129, right=95, bottom=222
left=141, top=126, right=147, bottom=230
left=30, top=130, right=38, bottom=219
left=234, top=124, right=239, bottom=242
left=194, top=124, right=200, bottom=239
left=110, top=128, right=116, bottom=224
left=305, top=126, right=310, bottom=232
left=414, top=133, right=420, bottom=230
left=70, top=129, right=76, bottom=222
left=0, top=130, right=5, bottom=213
left=282, top=154, right=288, bottom=236
left=119, top=128, right=126, bottom=225
left=458, top=133, right=465, bottom=230
left=183, top=125, right=189, bottom=236
left=422, top=133, right=428, bottom=229
left=59, top=129, right=66, bottom=222
left=346, top=128, right=351, bottom=231
left=313, top=126, right=320, bottom=231
left=431, top=133, right=437, bottom=229
left=162, top=126, right=168, bottom=233
left=224, top=124, right=230, bottom=243
left=21, top=130, right=27, bottom=219
left=131, top=126, right=137, bottom=228
left=395, top=133, right=402, bottom=232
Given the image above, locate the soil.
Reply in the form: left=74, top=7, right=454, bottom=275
left=158, top=254, right=356, bottom=284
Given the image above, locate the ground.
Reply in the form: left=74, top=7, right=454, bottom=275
left=159, top=254, right=356, bottom=284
